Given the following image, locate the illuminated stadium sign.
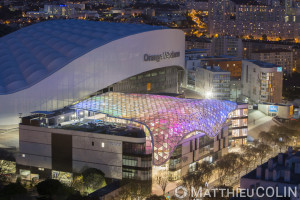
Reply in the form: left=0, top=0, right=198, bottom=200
left=144, top=51, right=180, bottom=62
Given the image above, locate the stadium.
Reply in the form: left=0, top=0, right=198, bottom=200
left=0, top=20, right=185, bottom=125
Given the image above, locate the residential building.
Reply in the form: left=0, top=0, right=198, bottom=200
left=211, top=36, right=243, bottom=58
left=241, top=60, right=283, bottom=104
left=240, top=148, right=300, bottom=200
left=195, top=66, right=231, bottom=100
left=250, top=49, right=293, bottom=77
left=208, top=0, right=300, bottom=41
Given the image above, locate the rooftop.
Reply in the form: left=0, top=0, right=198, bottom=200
left=252, top=48, right=292, bottom=53
left=245, top=60, right=280, bottom=68
left=242, top=149, right=300, bottom=185
left=0, top=20, right=166, bottom=95
left=202, top=66, right=230, bottom=73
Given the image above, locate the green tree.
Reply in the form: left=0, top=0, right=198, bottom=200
left=0, top=182, right=27, bottom=199
left=255, top=143, right=272, bottom=164
left=215, top=153, right=239, bottom=185
left=155, top=170, right=169, bottom=195
left=82, top=168, right=106, bottom=193
left=258, top=131, right=273, bottom=144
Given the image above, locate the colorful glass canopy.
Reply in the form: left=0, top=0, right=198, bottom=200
left=73, top=92, right=237, bottom=165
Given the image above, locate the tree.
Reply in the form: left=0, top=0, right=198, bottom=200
left=241, top=145, right=257, bottom=173
left=118, top=180, right=151, bottom=200
left=258, top=131, right=273, bottom=144
left=253, top=139, right=259, bottom=147
left=249, top=35, right=254, bottom=40
left=0, top=149, right=15, bottom=183
left=262, top=34, right=268, bottom=41
left=36, top=179, right=64, bottom=197
left=82, top=168, right=106, bottom=193
left=197, top=161, right=214, bottom=184
left=0, top=182, right=27, bottom=198
left=146, top=195, right=166, bottom=200
left=182, top=161, right=213, bottom=189
left=255, top=143, right=272, bottom=164
left=37, top=179, right=80, bottom=199
left=215, top=153, right=239, bottom=185
left=155, top=170, right=169, bottom=195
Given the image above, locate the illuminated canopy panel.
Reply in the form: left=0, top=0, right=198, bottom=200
left=73, top=92, right=237, bottom=165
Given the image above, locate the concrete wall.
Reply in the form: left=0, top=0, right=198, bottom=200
left=17, top=125, right=146, bottom=179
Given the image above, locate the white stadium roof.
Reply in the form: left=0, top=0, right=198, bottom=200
left=0, top=20, right=167, bottom=94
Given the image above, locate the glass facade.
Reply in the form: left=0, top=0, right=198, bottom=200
left=74, top=92, right=237, bottom=165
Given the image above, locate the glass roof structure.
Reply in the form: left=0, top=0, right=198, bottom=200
left=73, top=92, right=237, bottom=166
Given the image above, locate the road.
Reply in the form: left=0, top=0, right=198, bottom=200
left=247, top=110, right=277, bottom=140
left=0, top=125, right=19, bottom=149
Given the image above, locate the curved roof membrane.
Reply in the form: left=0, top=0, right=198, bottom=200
left=73, top=92, right=237, bottom=166
left=0, top=20, right=166, bottom=94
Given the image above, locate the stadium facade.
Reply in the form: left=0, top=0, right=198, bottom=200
left=0, top=20, right=185, bottom=125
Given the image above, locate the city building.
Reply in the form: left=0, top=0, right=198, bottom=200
left=211, top=36, right=243, bottom=58
left=250, top=49, right=294, bottom=77
left=207, top=58, right=242, bottom=79
left=26, top=3, right=99, bottom=19
left=208, top=0, right=300, bottom=41
left=17, top=92, right=237, bottom=183
left=258, top=103, right=293, bottom=119
left=185, top=36, right=212, bottom=53
left=242, top=40, right=300, bottom=73
left=240, top=147, right=300, bottom=199
left=195, top=66, right=231, bottom=100
left=0, top=20, right=185, bottom=125
left=228, top=103, right=248, bottom=146
left=241, top=60, right=283, bottom=104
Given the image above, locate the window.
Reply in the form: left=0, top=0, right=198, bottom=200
left=122, top=168, right=137, bottom=179
left=101, top=142, right=105, bottom=148
left=92, top=141, right=94, bottom=146
left=123, top=156, right=138, bottom=167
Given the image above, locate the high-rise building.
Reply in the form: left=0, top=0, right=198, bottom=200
left=241, top=60, right=283, bottom=103
left=250, top=49, right=293, bottom=77
left=208, top=0, right=300, bottom=40
left=211, top=36, right=243, bottom=58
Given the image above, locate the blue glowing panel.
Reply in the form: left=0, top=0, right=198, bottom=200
left=269, top=105, right=278, bottom=112
left=277, top=67, right=282, bottom=72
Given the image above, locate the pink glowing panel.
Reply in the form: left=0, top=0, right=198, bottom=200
left=73, top=92, right=237, bottom=166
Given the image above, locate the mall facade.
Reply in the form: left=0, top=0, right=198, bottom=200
left=17, top=92, right=237, bottom=183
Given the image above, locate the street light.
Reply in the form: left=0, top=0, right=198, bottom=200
left=205, top=91, right=212, bottom=99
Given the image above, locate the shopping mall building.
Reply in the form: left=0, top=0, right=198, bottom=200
left=17, top=92, right=237, bottom=183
